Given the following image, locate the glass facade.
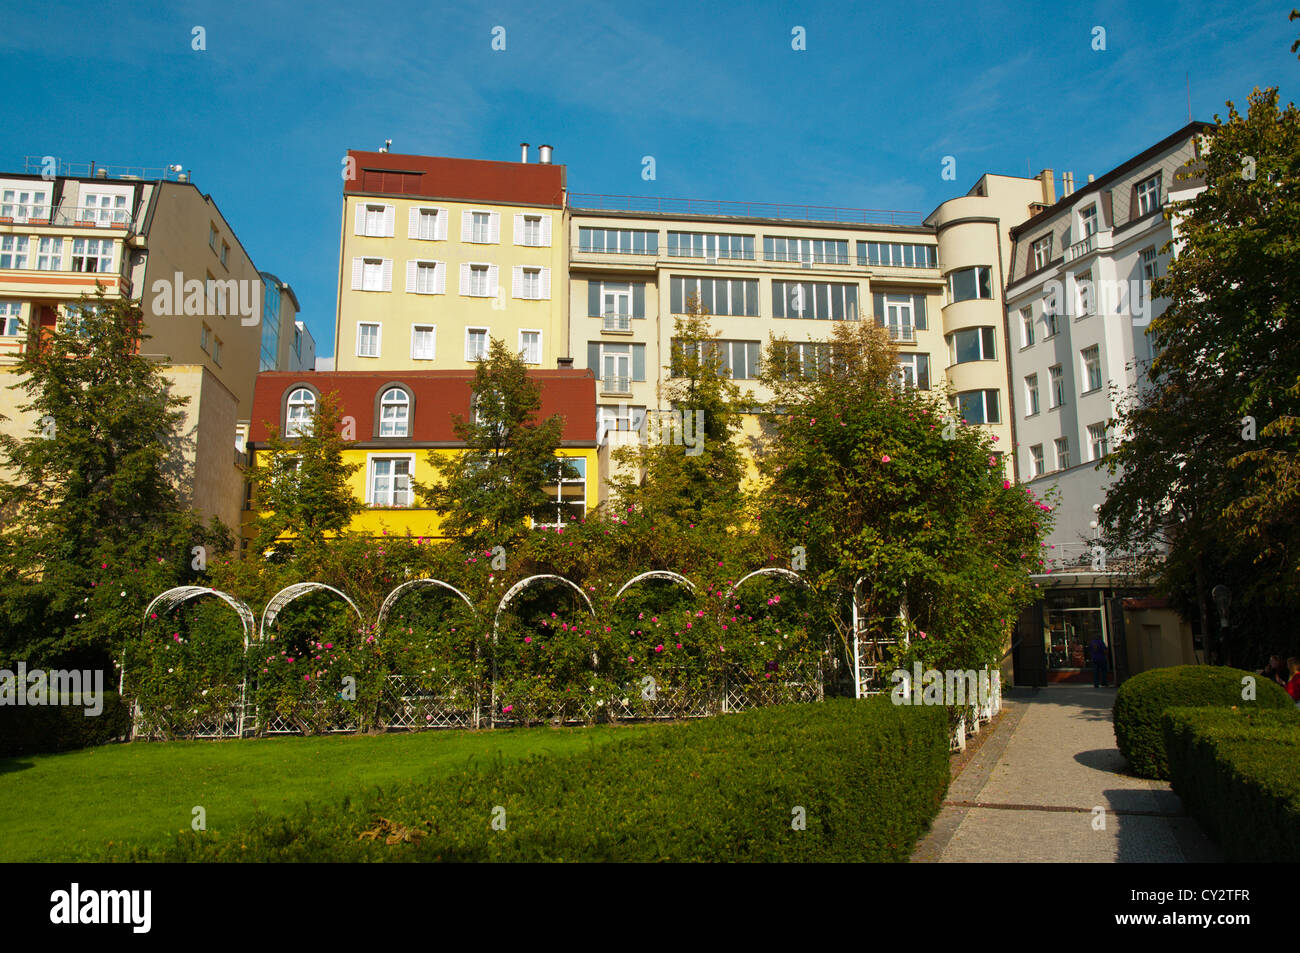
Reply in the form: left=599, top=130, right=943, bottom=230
left=260, top=273, right=282, bottom=371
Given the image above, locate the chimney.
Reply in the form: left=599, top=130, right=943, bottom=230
left=94, top=168, right=108, bottom=179
left=538, top=144, right=553, bottom=165
left=1062, top=172, right=1074, bottom=197
left=556, top=356, right=573, bottom=369
left=520, top=142, right=529, bottom=163
left=1087, top=173, right=1095, bottom=183
left=1039, top=169, right=1056, bottom=204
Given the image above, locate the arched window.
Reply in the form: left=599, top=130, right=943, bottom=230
left=286, top=387, right=316, bottom=436
left=379, top=387, right=410, bottom=437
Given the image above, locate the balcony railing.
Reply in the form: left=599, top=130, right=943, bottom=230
left=1064, top=229, right=1112, bottom=263
left=601, top=375, right=632, bottom=394
left=0, top=205, right=137, bottom=230
left=765, top=251, right=851, bottom=265
left=666, top=249, right=756, bottom=261
left=569, top=193, right=922, bottom=227
left=573, top=244, right=658, bottom=256
left=602, top=313, right=632, bottom=332
left=886, top=325, right=916, bottom=343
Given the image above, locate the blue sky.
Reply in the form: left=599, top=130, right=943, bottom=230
left=3, top=0, right=1296, bottom=358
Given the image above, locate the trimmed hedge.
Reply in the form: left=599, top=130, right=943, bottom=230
left=1162, top=706, right=1300, bottom=862
left=0, top=691, right=130, bottom=758
left=101, top=698, right=950, bottom=862
left=1113, top=665, right=1293, bottom=779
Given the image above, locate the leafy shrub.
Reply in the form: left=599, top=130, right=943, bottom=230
left=1113, top=665, right=1293, bottom=779
left=101, top=698, right=950, bottom=862
left=1162, top=706, right=1300, bottom=862
left=0, top=690, right=130, bottom=757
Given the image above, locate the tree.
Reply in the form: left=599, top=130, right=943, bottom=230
left=609, top=295, right=749, bottom=530
left=1099, top=87, right=1300, bottom=663
left=0, top=292, right=225, bottom=669
left=416, top=337, right=566, bottom=547
left=248, top=390, right=363, bottom=551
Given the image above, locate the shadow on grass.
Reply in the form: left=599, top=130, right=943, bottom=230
left=0, top=759, right=35, bottom=775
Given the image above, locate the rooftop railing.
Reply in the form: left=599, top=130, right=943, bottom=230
left=569, top=193, right=922, bottom=227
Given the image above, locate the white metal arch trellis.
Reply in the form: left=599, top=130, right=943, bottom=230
left=612, top=570, right=698, bottom=602
left=376, top=578, right=477, bottom=633
left=492, top=574, right=595, bottom=636
left=260, top=582, right=364, bottom=639
left=724, top=567, right=812, bottom=600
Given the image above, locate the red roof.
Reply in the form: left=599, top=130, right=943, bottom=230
left=345, top=151, right=565, bottom=207
left=248, top=370, right=596, bottom=445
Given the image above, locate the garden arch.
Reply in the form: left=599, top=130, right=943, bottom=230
left=377, top=578, right=477, bottom=632
left=725, top=567, right=812, bottom=600
left=260, top=582, right=364, bottom=640
left=612, top=570, right=698, bottom=602
left=492, top=574, right=595, bottom=637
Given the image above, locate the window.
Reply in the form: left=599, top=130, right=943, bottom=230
left=948, top=327, right=996, bottom=364
left=955, top=389, right=1000, bottom=424
left=353, top=257, right=392, bottom=292
left=764, top=236, right=849, bottom=265
left=465, top=327, right=488, bottom=362
left=598, top=404, right=646, bottom=440
left=220, top=242, right=230, bottom=267
left=471, top=389, right=506, bottom=435
left=200, top=323, right=211, bottom=352
left=286, top=388, right=316, bottom=436
left=947, top=266, right=993, bottom=302
left=1049, top=365, right=1065, bottom=408
left=1, top=188, right=49, bottom=221
left=519, top=330, right=541, bottom=364
left=1020, top=307, right=1035, bottom=347
left=857, top=242, right=938, bottom=268
left=771, top=280, right=859, bottom=320
left=408, top=260, right=444, bottom=294
left=0, top=301, right=22, bottom=336
left=668, top=232, right=754, bottom=260
left=1136, top=176, right=1161, bottom=216
left=1079, top=204, right=1098, bottom=238
left=1055, top=437, right=1071, bottom=470
left=379, top=388, right=410, bottom=437
left=896, top=353, right=931, bottom=390
left=672, top=277, right=759, bottom=317
left=1076, top=271, right=1094, bottom=316
left=212, top=337, right=222, bottom=367
left=60, top=304, right=100, bottom=336
left=1081, top=345, right=1102, bottom=393
left=771, top=341, right=843, bottom=380
left=356, top=322, right=380, bottom=358
left=35, top=237, right=62, bottom=270
left=1088, top=423, right=1110, bottom=460
left=588, top=341, right=646, bottom=390
left=512, top=266, right=548, bottom=300
left=1025, top=374, right=1040, bottom=416
left=369, top=456, right=413, bottom=507
left=874, top=293, right=927, bottom=341
left=533, top=457, right=586, bottom=526
left=461, top=263, right=496, bottom=297
left=463, top=210, right=500, bottom=244
left=82, top=193, right=128, bottom=225
left=578, top=227, right=658, bottom=255
left=362, top=203, right=393, bottom=237
left=1031, top=236, right=1052, bottom=270
left=515, top=214, right=550, bottom=247
left=1044, top=294, right=1060, bottom=337
left=410, top=206, right=447, bottom=241
left=671, top=339, right=762, bottom=380
left=71, top=239, right=112, bottom=272
left=411, top=324, right=436, bottom=360
left=1, top=236, right=29, bottom=269
left=1030, top=445, right=1045, bottom=478
left=1140, top=246, right=1159, bottom=281
left=208, top=224, right=217, bottom=249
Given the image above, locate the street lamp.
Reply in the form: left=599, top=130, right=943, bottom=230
left=1211, top=584, right=1230, bottom=666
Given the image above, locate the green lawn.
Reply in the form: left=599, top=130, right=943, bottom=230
left=0, top=726, right=629, bottom=861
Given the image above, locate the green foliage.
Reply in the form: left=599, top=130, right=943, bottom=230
left=249, top=390, right=363, bottom=550
left=1162, top=705, right=1300, bottom=861
left=0, top=690, right=129, bottom=757
left=1113, top=664, right=1294, bottom=779
left=99, top=698, right=950, bottom=862
left=416, top=337, right=568, bottom=547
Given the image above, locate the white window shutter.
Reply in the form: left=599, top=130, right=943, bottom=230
left=513, top=213, right=525, bottom=245
left=408, top=208, right=419, bottom=239
left=354, top=204, right=365, bottom=236
left=541, top=216, right=552, bottom=246
left=461, top=210, right=473, bottom=241
left=436, top=208, right=448, bottom=240
left=351, top=257, right=363, bottom=290
left=381, top=259, right=392, bottom=292
left=383, top=205, right=395, bottom=237
left=405, top=260, right=417, bottom=292
left=435, top=261, right=446, bottom=294
left=487, top=265, right=499, bottom=297
left=459, top=262, right=471, bottom=295
left=540, top=267, right=551, bottom=300
left=489, top=212, right=500, bottom=243
left=512, top=265, right=523, bottom=298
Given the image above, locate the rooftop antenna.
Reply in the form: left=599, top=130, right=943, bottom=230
left=379, top=138, right=392, bottom=153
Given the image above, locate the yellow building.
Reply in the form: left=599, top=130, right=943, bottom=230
left=334, top=147, right=568, bottom=374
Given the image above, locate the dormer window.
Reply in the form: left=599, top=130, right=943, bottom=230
left=286, top=387, right=316, bottom=436
left=379, top=387, right=410, bottom=437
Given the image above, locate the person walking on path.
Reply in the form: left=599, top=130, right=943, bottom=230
left=1286, top=658, right=1300, bottom=706
left=1261, top=655, right=1289, bottom=687
left=1088, top=635, right=1109, bottom=688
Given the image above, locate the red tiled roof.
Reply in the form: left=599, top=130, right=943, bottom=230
left=345, top=151, right=565, bottom=207
left=248, top=369, right=596, bottom=444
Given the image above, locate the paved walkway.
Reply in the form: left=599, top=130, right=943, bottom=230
left=912, top=684, right=1221, bottom=863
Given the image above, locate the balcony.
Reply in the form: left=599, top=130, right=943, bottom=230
left=601, top=375, right=632, bottom=395
left=0, top=204, right=137, bottom=232
left=601, top=313, right=632, bottom=333
left=764, top=251, right=852, bottom=267
left=886, top=325, right=917, bottom=343
left=1064, top=229, right=1112, bottom=263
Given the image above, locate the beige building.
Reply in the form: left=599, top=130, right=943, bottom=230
left=0, top=163, right=288, bottom=534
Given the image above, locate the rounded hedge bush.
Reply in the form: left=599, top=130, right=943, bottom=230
left=1114, top=665, right=1294, bottom=779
